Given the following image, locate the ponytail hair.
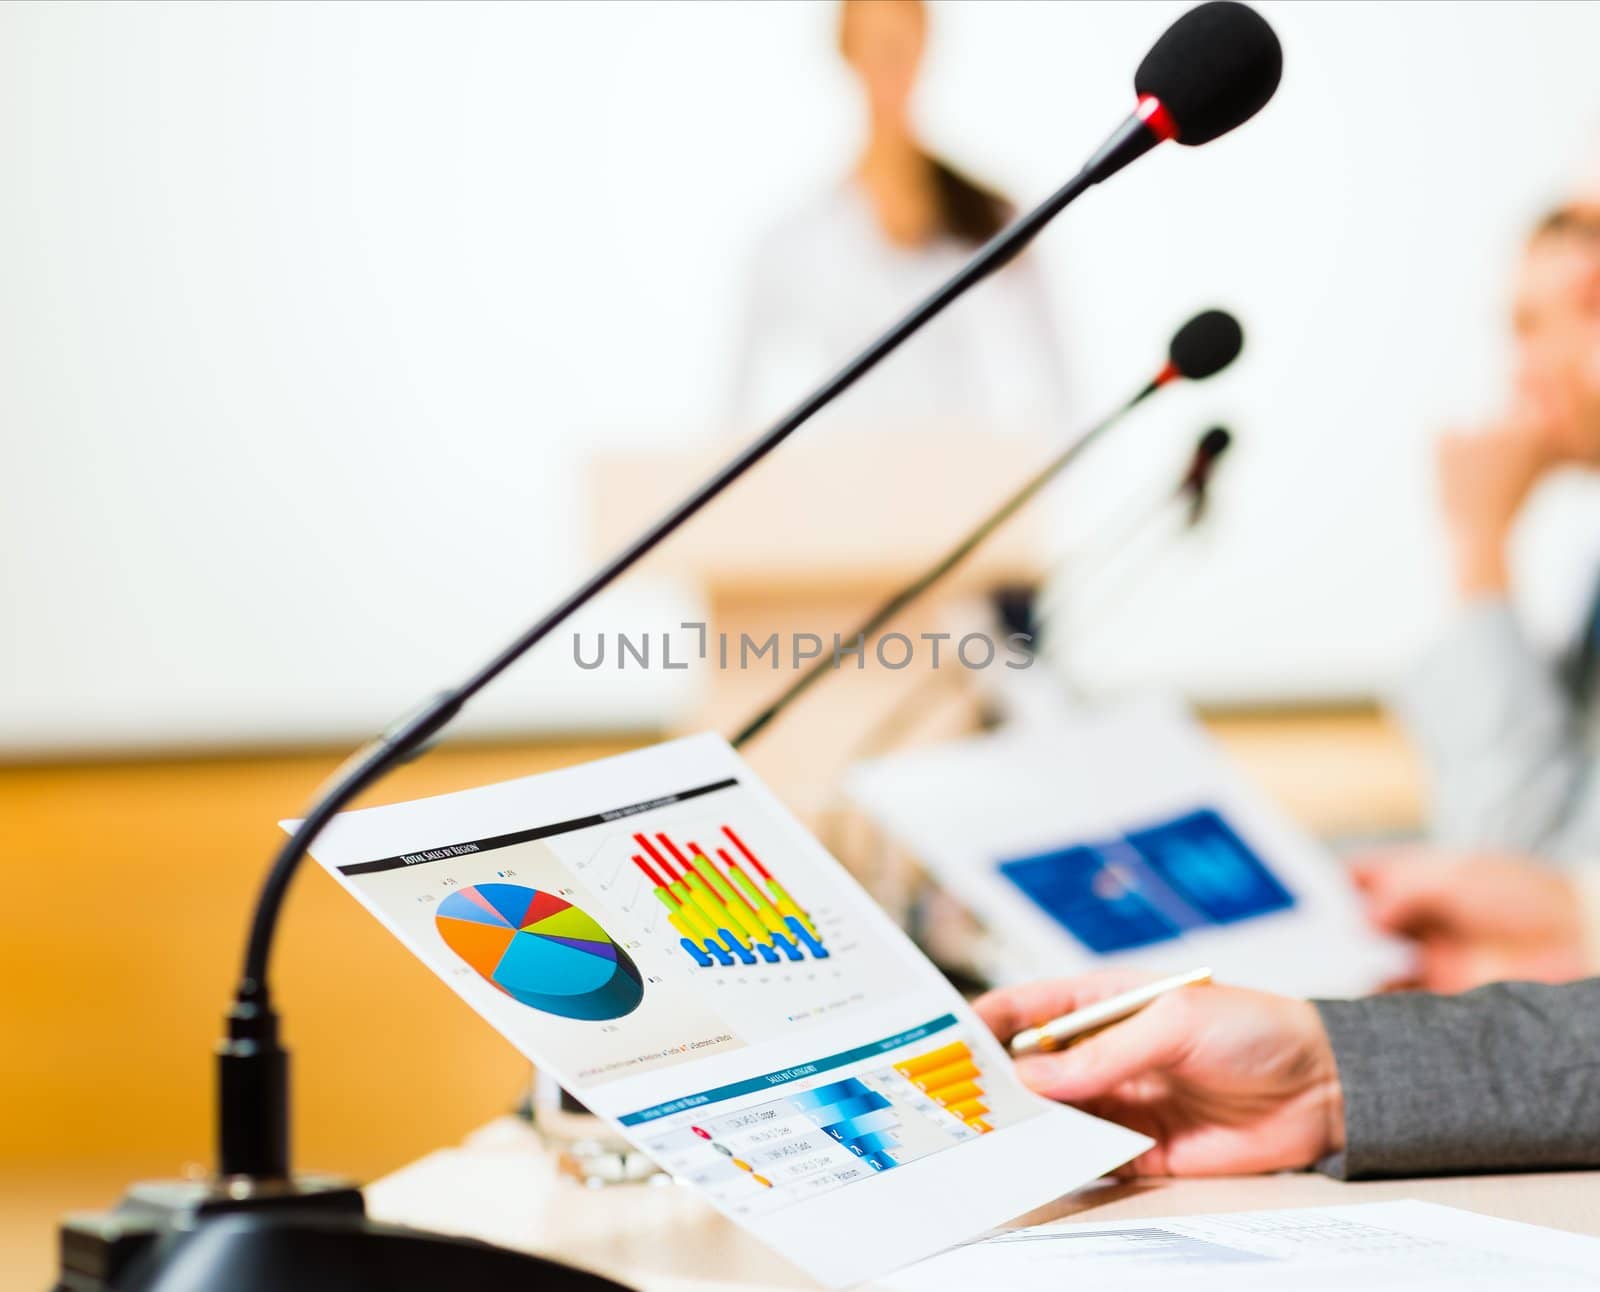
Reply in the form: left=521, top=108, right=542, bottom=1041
left=928, top=157, right=1012, bottom=246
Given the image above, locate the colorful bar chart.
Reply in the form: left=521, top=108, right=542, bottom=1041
left=894, top=1039, right=993, bottom=1134
left=631, top=824, right=829, bottom=969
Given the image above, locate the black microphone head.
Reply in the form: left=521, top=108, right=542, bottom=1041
left=1198, top=425, right=1233, bottom=461
left=1169, top=309, right=1244, bottom=380
left=1135, top=2, right=1282, bottom=146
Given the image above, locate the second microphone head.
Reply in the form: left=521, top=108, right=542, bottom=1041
left=1170, top=308, right=1244, bottom=380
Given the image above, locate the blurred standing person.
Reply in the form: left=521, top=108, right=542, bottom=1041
left=729, top=0, right=1069, bottom=431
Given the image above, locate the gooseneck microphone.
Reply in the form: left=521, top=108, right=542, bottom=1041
left=730, top=309, right=1245, bottom=750
left=58, top=7, right=1282, bottom=1292
left=221, top=4, right=1280, bottom=1190
left=1181, top=425, right=1234, bottom=526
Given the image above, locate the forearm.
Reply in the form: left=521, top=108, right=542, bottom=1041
left=1394, top=600, right=1588, bottom=856
left=1313, top=979, right=1600, bottom=1179
left=1451, top=531, right=1511, bottom=601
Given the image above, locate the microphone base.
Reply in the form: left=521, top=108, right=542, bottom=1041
left=55, top=1174, right=633, bottom=1292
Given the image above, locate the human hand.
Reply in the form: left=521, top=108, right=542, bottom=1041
left=1435, top=423, right=1554, bottom=598
left=1349, top=848, right=1587, bottom=993
left=974, top=970, right=1342, bottom=1176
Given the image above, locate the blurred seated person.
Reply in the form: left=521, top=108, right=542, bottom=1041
left=1359, top=204, right=1600, bottom=990
left=729, top=0, right=1068, bottom=431
left=1395, top=203, right=1600, bottom=856
left=977, top=970, right=1600, bottom=1179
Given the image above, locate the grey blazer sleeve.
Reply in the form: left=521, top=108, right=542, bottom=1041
left=1313, top=979, right=1600, bottom=1179
left=1392, top=600, right=1592, bottom=861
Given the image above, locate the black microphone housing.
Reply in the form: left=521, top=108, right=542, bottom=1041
left=1198, top=425, right=1233, bottom=461
left=1169, top=309, right=1244, bottom=380
left=1135, top=1, right=1282, bottom=146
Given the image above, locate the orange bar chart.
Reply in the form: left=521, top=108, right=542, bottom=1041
left=893, top=1040, right=993, bottom=1134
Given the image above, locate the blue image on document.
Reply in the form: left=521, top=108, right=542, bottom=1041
left=996, top=807, right=1295, bottom=955
left=1129, top=808, right=1295, bottom=924
left=995, top=845, right=1182, bottom=953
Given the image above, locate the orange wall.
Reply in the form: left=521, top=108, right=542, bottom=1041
left=0, top=738, right=638, bottom=1183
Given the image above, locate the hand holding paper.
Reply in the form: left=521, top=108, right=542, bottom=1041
left=976, top=969, right=1345, bottom=1176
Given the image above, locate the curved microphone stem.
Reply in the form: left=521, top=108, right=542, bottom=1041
left=218, top=137, right=1165, bottom=1181
left=730, top=373, right=1165, bottom=750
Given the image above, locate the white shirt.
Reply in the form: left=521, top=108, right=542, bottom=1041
left=728, top=182, right=1071, bottom=434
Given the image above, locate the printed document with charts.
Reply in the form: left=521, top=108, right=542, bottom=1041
left=291, top=734, right=1148, bottom=1287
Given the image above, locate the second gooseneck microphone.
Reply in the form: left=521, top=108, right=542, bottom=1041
left=731, top=309, right=1245, bottom=749
left=1181, top=425, right=1234, bottom=526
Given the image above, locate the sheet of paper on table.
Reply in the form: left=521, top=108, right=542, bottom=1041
left=878, top=1201, right=1600, bottom=1290
left=292, top=733, right=1149, bottom=1287
left=845, top=696, right=1406, bottom=997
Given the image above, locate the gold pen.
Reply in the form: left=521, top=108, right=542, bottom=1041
left=1008, top=966, right=1214, bottom=1057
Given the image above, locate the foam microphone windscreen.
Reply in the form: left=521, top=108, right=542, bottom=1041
left=1198, top=426, right=1233, bottom=460
left=1169, top=309, right=1244, bottom=379
left=1135, top=2, right=1282, bottom=146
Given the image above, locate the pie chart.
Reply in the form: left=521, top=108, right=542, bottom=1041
left=435, top=883, right=644, bottom=1021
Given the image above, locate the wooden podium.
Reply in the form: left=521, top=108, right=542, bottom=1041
left=586, top=429, right=1054, bottom=839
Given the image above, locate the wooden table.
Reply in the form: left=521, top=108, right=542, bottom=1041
left=365, top=1118, right=1600, bottom=1290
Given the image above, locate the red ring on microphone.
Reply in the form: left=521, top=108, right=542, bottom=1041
left=1136, top=94, right=1180, bottom=143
